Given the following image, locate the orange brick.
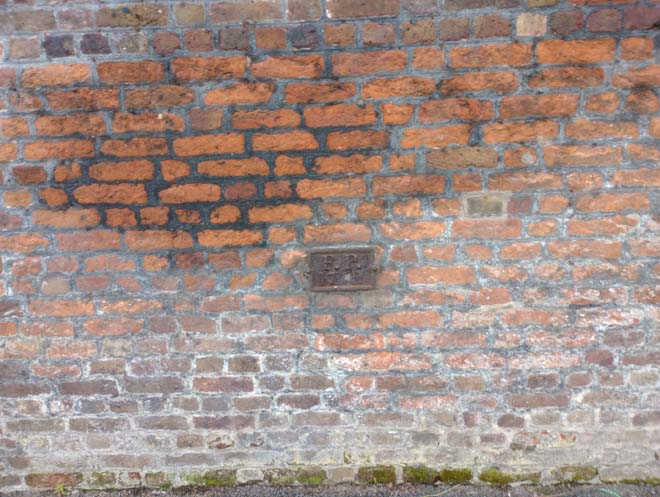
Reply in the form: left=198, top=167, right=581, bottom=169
left=21, top=63, right=90, bottom=87
left=33, top=209, right=100, bottom=228
left=297, top=178, right=366, bottom=198
left=97, top=61, right=164, bottom=84
left=198, top=229, right=263, bottom=247
left=35, top=114, right=105, bottom=136
left=113, top=112, right=185, bottom=133
left=327, top=130, right=389, bottom=150
left=381, top=221, right=445, bottom=240
left=401, top=125, right=471, bottom=148
left=252, top=131, right=318, bottom=151
left=89, top=160, right=154, bottom=181
left=361, top=77, right=435, bottom=98
left=536, top=38, right=615, bottom=64
left=500, top=94, right=579, bottom=118
left=158, top=184, right=221, bottom=203
left=304, top=104, right=376, bottom=128
left=284, top=82, right=356, bottom=103
left=372, top=175, right=445, bottom=196
left=483, top=120, right=558, bottom=143
left=450, top=43, right=531, bottom=68
left=232, top=109, right=300, bottom=129
left=248, top=204, right=313, bottom=223
left=204, top=82, right=274, bottom=105
left=576, top=193, right=650, bottom=212
left=331, top=50, right=406, bottom=75
left=125, top=230, right=193, bottom=250
left=73, top=184, right=147, bottom=204
left=303, top=223, right=371, bottom=243
left=408, top=266, right=475, bottom=285
left=441, top=71, right=519, bottom=94
left=313, top=155, right=382, bottom=174
left=419, top=98, right=493, bottom=122
left=529, top=67, right=604, bottom=88
left=173, top=134, right=244, bottom=156
left=100, top=138, right=168, bottom=157
left=566, top=120, right=638, bottom=139
left=24, top=140, right=94, bottom=160
left=199, top=158, right=269, bottom=177
left=453, top=219, right=522, bottom=238
left=252, top=55, right=323, bottom=78
left=171, top=56, right=246, bottom=81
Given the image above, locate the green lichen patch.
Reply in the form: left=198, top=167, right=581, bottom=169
left=357, top=465, right=396, bottom=484
left=439, top=468, right=473, bottom=484
left=403, top=465, right=438, bottom=484
left=618, top=478, right=660, bottom=485
left=479, top=467, right=540, bottom=485
left=295, top=467, right=327, bottom=485
left=87, top=472, right=117, bottom=488
left=183, top=470, right=237, bottom=487
left=552, top=465, right=598, bottom=483
left=264, top=469, right=297, bottom=486
left=145, top=472, right=172, bottom=488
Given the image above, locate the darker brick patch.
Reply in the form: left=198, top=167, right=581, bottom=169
left=289, top=24, right=320, bottom=50
left=43, top=35, right=75, bottom=57
left=80, top=33, right=111, bottom=54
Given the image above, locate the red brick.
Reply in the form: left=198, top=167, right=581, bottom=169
left=362, top=77, right=435, bottom=99
left=125, top=230, right=193, bottom=251
left=84, top=318, right=142, bottom=336
left=28, top=300, right=93, bottom=317
left=297, top=178, right=366, bottom=198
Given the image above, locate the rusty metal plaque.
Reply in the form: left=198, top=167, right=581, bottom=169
left=309, top=247, right=377, bottom=292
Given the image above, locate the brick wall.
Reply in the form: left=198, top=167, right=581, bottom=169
left=1, top=0, right=659, bottom=490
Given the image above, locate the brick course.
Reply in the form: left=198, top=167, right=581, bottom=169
left=0, top=0, right=659, bottom=490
